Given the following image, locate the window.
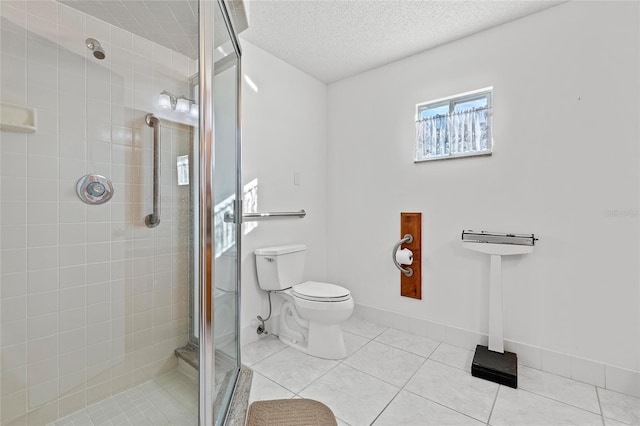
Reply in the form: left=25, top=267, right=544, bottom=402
left=415, top=88, right=492, bottom=161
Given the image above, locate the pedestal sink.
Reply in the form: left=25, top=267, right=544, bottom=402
left=461, top=230, right=537, bottom=388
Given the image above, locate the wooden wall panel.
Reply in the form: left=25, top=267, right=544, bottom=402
left=400, top=212, right=421, bottom=299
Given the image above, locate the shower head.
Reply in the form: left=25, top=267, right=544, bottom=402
left=86, top=38, right=105, bottom=60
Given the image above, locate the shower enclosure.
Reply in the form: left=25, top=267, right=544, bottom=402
left=0, top=0, right=242, bottom=424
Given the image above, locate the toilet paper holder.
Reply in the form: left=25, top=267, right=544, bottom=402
left=392, top=234, right=414, bottom=277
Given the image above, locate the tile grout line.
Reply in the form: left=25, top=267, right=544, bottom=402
left=368, top=346, right=435, bottom=425
left=400, top=385, right=491, bottom=424
left=486, top=384, right=501, bottom=425
left=515, top=386, right=605, bottom=418
left=595, top=386, right=606, bottom=426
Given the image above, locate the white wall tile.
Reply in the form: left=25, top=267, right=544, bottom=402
left=1, top=152, right=27, bottom=177
left=27, top=178, right=58, bottom=202
left=59, top=244, right=86, bottom=267
left=26, top=62, right=57, bottom=91
left=27, top=246, right=58, bottom=270
left=26, top=400, right=58, bottom=425
left=541, top=349, right=572, bottom=378
left=27, top=201, right=58, bottom=224
left=27, top=291, right=58, bottom=317
left=58, top=158, right=86, bottom=180
left=86, top=341, right=110, bottom=367
left=86, top=223, right=110, bottom=244
left=27, top=268, right=57, bottom=294
left=85, top=15, right=111, bottom=44
left=58, top=265, right=85, bottom=289
left=87, top=302, right=110, bottom=325
left=58, top=4, right=85, bottom=36
left=2, top=202, right=27, bottom=225
left=27, top=224, right=57, bottom=247
left=86, top=243, right=110, bottom=263
left=1, top=225, right=26, bottom=250
left=26, top=0, right=57, bottom=23
left=86, top=262, right=110, bottom=284
left=59, top=223, right=86, bottom=245
left=27, top=313, right=57, bottom=340
left=1, top=249, right=27, bottom=273
left=111, top=26, right=132, bottom=51
left=0, top=389, right=27, bottom=424
left=58, top=372, right=84, bottom=398
left=503, top=340, right=542, bottom=369
left=58, top=329, right=86, bottom=354
left=606, top=365, right=640, bottom=398
left=1, top=366, right=26, bottom=397
left=1, top=343, right=27, bottom=372
left=1, top=133, right=28, bottom=157
left=26, top=38, right=57, bottom=67
left=59, top=307, right=86, bottom=333
left=1, top=272, right=27, bottom=298
left=27, top=336, right=57, bottom=365
left=27, top=356, right=57, bottom=387
left=58, top=201, right=85, bottom=224
left=87, top=322, right=110, bottom=347
left=1, top=296, right=26, bottom=322
left=58, top=349, right=85, bottom=376
left=2, top=177, right=27, bottom=201
left=59, top=289, right=85, bottom=313
left=572, top=356, right=606, bottom=387
left=1, top=319, right=27, bottom=348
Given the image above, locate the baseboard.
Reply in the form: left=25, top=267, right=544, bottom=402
left=352, top=303, right=640, bottom=398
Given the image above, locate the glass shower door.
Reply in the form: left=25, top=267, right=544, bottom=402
left=203, top=1, right=242, bottom=423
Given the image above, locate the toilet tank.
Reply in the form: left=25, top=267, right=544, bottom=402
left=254, top=244, right=306, bottom=291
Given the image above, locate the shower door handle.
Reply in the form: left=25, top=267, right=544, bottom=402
left=145, top=114, right=161, bottom=228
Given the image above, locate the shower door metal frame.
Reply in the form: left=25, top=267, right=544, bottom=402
left=198, top=0, right=243, bottom=424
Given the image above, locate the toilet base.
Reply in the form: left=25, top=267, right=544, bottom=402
left=279, top=321, right=348, bottom=360
left=471, top=344, right=518, bottom=388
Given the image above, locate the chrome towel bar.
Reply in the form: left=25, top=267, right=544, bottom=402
left=224, top=209, right=306, bottom=223
left=145, top=114, right=161, bottom=228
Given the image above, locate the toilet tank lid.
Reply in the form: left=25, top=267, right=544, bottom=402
left=254, top=244, right=306, bottom=256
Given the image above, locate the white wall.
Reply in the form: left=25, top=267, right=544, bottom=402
left=327, top=1, right=639, bottom=372
left=239, top=40, right=328, bottom=342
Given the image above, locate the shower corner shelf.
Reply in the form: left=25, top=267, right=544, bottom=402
left=0, top=103, right=37, bottom=133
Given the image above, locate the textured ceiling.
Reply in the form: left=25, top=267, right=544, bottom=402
left=59, top=0, right=562, bottom=82
left=241, top=0, right=563, bottom=83
left=59, top=0, right=248, bottom=58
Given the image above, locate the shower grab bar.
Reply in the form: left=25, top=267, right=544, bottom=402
left=145, top=114, right=161, bottom=228
left=224, top=209, right=306, bottom=223
left=392, top=234, right=414, bottom=277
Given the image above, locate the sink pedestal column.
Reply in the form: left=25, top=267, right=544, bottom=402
left=488, top=254, right=504, bottom=353
left=472, top=253, right=518, bottom=388
left=462, top=242, right=534, bottom=389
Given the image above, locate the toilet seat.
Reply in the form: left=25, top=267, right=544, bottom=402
left=291, top=281, right=351, bottom=302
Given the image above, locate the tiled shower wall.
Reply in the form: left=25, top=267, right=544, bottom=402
left=0, top=1, right=197, bottom=424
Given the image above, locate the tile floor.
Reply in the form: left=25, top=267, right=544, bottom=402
left=244, top=316, right=640, bottom=426
left=48, top=370, right=198, bottom=426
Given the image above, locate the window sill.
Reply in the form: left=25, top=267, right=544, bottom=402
left=415, top=150, right=492, bottom=163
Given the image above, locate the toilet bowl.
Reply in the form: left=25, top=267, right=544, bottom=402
left=255, top=245, right=354, bottom=360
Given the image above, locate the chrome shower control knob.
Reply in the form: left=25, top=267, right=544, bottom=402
left=87, top=182, right=106, bottom=197
left=76, top=174, right=114, bottom=205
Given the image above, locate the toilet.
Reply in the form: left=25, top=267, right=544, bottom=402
left=255, top=244, right=354, bottom=360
